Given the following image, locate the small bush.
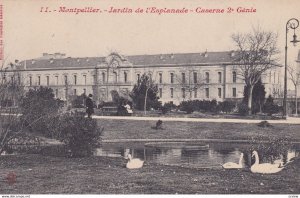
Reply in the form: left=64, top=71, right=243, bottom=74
left=55, top=113, right=103, bottom=157
left=263, top=95, right=280, bottom=116
left=218, top=101, right=236, bottom=114
left=161, top=102, right=177, bottom=114
left=179, top=101, right=194, bottom=114
left=238, top=103, right=249, bottom=116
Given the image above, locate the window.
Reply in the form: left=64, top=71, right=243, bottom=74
left=218, top=72, right=222, bottom=83
left=2, top=75, right=6, bottom=82
left=83, top=75, right=86, bottom=85
left=74, top=89, right=77, bottom=95
left=159, top=88, right=162, bottom=98
left=124, top=72, right=127, bottom=83
left=29, top=76, right=32, bottom=86
left=137, top=74, right=140, bottom=82
left=37, top=76, right=41, bottom=85
left=194, top=88, right=198, bottom=98
left=55, top=76, right=58, bottom=85
left=232, top=71, right=237, bottom=83
left=10, top=76, right=14, bottom=83
left=83, top=88, right=86, bottom=95
left=64, top=75, right=68, bottom=85
left=182, top=73, right=186, bottom=84
left=17, top=75, right=21, bottom=85
left=170, top=88, right=174, bottom=98
left=46, top=76, right=49, bottom=86
left=205, top=72, right=209, bottom=83
left=218, top=88, right=222, bottom=98
left=93, top=75, right=97, bottom=84
left=159, top=73, right=162, bottom=84
left=182, top=88, right=185, bottom=98
left=74, top=75, right=77, bottom=85
left=193, top=72, right=197, bottom=84
left=170, top=73, right=174, bottom=84
left=273, top=72, right=276, bottom=83
left=233, top=88, right=236, bottom=97
left=102, top=73, right=105, bottom=83
left=205, top=88, right=209, bottom=98
left=113, top=72, right=117, bottom=82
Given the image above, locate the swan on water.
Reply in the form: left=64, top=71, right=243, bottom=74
left=250, top=151, right=284, bottom=174
left=126, top=154, right=144, bottom=169
left=222, top=153, right=244, bottom=169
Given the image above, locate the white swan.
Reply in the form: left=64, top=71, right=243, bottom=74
left=250, top=151, right=284, bottom=174
left=222, top=153, right=244, bottom=169
left=126, top=154, right=144, bottom=169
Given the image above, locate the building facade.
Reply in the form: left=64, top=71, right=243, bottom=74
left=3, top=51, right=282, bottom=105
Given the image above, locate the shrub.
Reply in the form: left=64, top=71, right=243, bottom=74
left=263, top=95, right=280, bottom=116
left=55, top=112, right=103, bottom=157
left=19, top=87, right=64, bottom=137
left=179, top=101, right=194, bottom=114
left=161, top=102, right=177, bottom=114
left=238, top=102, right=249, bottom=116
left=218, top=101, right=236, bottom=113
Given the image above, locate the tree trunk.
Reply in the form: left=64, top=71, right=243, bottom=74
left=248, top=85, right=254, bottom=115
left=295, top=87, right=298, bottom=116
left=144, top=87, right=149, bottom=115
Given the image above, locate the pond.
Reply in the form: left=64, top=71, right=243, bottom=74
left=2, top=141, right=299, bottom=169
left=94, top=142, right=300, bottom=169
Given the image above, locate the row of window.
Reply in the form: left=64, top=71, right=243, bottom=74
left=155, top=71, right=237, bottom=84
left=27, top=72, right=129, bottom=86
left=158, top=87, right=237, bottom=99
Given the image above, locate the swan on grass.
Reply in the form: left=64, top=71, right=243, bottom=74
left=250, top=151, right=284, bottom=174
left=222, top=153, right=244, bottom=169
left=126, top=154, right=144, bottom=169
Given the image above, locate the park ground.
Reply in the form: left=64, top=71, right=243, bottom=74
left=1, top=118, right=300, bottom=194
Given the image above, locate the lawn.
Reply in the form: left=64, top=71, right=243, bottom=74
left=0, top=154, right=299, bottom=194
left=98, top=119, right=300, bottom=142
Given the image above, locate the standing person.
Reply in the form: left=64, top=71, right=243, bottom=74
left=85, top=94, right=94, bottom=118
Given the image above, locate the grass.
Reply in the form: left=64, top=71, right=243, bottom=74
left=98, top=119, right=300, bottom=141
left=1, top=118, right=300, bottom=194
left=0, top=154, right=299, bottom=194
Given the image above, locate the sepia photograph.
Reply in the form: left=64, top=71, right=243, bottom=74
left=0, top=0, right=300, bottom=196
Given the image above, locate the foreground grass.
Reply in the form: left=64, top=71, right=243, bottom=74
left=0, top=154, right=299, bottom=194
left=98, top=119, right=300, bottom=141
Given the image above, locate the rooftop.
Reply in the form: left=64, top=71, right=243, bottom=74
left=17, top=51, right=237, bottom=70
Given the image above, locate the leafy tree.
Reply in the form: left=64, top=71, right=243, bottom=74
left=243, top=79, right=266, bottom=114
left=130, top=73, right=160, bottom=112
left=20, top=86, right=64, bottom=136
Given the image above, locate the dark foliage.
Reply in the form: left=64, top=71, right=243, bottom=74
left=55, top=112, right=103, bottom=157
left=238, top=102, right=250, bottom=116
left=71, top=94, right=86, bottom=108
left=263, top=95, right=280, bottom=116
left=19, top=87, right=64, bottom=137
left=161, top=102, right=177, bottom=114
left=130, top=74, right=160, bottom=110
left=243, top=79, right=266, bottom=114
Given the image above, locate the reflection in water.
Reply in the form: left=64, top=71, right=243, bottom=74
left=94, top=142, right=299, bottom=169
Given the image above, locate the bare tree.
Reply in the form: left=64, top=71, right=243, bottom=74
left=232, top=27, right=279, bottom=115
left=0, top=60, right=25, bottom=154
left=288, top=64, right=299, bottom=115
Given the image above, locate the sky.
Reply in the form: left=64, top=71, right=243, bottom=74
left=2, top=0, right=300, bottom=66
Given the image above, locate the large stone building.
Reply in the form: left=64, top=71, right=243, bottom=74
left=4, top=51, right=282, bottom=105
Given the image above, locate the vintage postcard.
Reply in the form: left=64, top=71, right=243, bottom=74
left=0, top=0, right=300, bottom=197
